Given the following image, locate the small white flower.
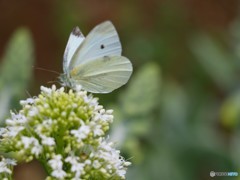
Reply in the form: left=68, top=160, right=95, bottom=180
left=4, top=158, right=17, bottom=166
left=106, top=109, right=113, bottom=114
left=31, top=141, right=43, bottom=156
left=0, top=161, right=11, bottom=174
left=48, top=155, right=63, bottom=169
left=49, top=155, right=67, bottom=179
left=95, top=105, right=103, bottom=111
left=75, top=85, right=82, bottom=92
left=41, top=136, right=55, bottom=146
left=89, top=97, right=98, bottom=107
left=71, top=124, right=90, bottom=142
left=59, top=86, right=64, bottom=93
left=65, top=154, right=85, bottom=176
left=117, top=169, right=127, bottom=178
left=71, top=161, right=85, bottom=173
left=40, top=86, right=53, bottom=95
left=7, top=126, right=24, bottom=137
left=73, top=171, right=82, bottom=180
left=100, top=109, right=105, bottom=114
left=21, top=136, right=43, bottom=156
left=91, top=123, right=103, bottom=137
left=124, top=162, right=131, bottom=166
left=92, top=113, right=101, bottom=121
left=0, top=157, right=16, bottom=175
left=6, top=113, right=27, bottom=125
left=43, top=103, right=49, bottom=108
left=43, top=119, right=53, bottom=126
left=35, top=124, right=44, bottom=134
left=93, top=160, right=101, bottom=169
left=101, top=114, right=113, bottom=122
left=65, top=155, right=79, bottom=164
left=35, top=119, right=53, bottom=135
left=20, top=98, right=35, bottom=106
left=21, top=136, right=34, bottom=149
left=84, top=160, right=91, bottom=165
left=99, top=139, right=114, bottom=152
left=106, top=164, right=112, bottom=169
left=0, top=128, right=7, bottom=137
left=28, top=107, right=39, bottom=117
left=83, top=95, right=90, bottom=103
left=51, top=168, right=67, bottom=179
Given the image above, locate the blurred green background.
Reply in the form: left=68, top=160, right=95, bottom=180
left=1, top=0, right=240, bottom=179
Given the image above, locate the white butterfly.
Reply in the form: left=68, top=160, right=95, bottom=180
left=60, top=21, right=133, bottom=93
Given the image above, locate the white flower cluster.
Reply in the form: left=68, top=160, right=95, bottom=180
left=0, top=156, right=16, bottom=179
left=91, top=138, right=131, bottom=179
left=0, top=85, right=130, bottom=179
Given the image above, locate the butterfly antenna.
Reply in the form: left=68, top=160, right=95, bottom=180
left=33, top=66, right=61, bottom=75
left=47, top=80, right=59, bottom=84
left=25, top=90, right=32, bottom=98
left=126, top=156, right=134, bottom=161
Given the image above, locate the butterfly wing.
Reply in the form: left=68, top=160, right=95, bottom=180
left=70, top=56, right=132, bottom=93
left=68, top=21, right=122, bottom=71
left=63, top=27, right=85, bottom=74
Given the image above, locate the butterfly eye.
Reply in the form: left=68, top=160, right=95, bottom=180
left=100, top=44, right=105, bottom=49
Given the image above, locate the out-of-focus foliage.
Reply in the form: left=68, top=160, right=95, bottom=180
left=110, top=11, right=240, bottom=180
left=190, top=34, right=238, bottom=91
left=0, top=28, right=34, bottom=123
left=121, top=63, right=161, bottom=117
left=110, top=63, right=161, bottom=163
left=221, top=91, right=240, bottom=129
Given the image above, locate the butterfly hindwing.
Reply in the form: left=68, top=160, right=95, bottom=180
left=70, top=56, right=132, bottom=93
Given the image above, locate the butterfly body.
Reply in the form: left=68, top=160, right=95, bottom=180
left=60, top=21, right=133, bottom=93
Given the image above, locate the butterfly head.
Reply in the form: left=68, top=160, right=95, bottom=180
left=59, top=73, right=72, bottom=87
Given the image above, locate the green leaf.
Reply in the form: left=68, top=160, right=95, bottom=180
left=160, top=81, right=188, bottom=125
left=0, top=28, right=34, bottom=123
left=120, top=62, right=161, bottom=117
left=110, top=63, right=161, bottom=163
left=190, top=34, right=238, bottom=91
left=220, top=90, right=240, bottom=129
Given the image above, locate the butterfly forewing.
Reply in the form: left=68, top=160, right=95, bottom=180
left=63, top=27, right=85, bottom=74
left=70, top=56, right=132, bottom=93
left=69, top=21, right=122, bottom=71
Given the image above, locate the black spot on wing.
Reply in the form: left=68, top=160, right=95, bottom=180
left=101, top=44, right=105, bottom=49
left=72, top=27, right=83, bottom=37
